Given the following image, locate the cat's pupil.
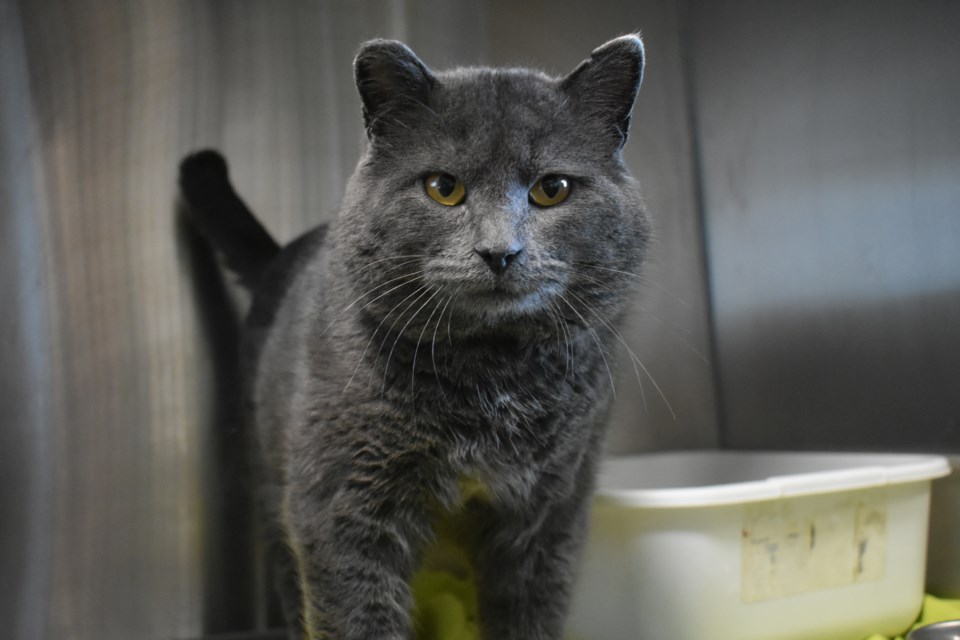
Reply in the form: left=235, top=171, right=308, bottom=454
left=437, top=174, right=456, bottom=197
left=542, top=176, right=561, bottom=199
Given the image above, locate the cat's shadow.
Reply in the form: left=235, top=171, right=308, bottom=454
left=175, top=202, right=283, bottom=633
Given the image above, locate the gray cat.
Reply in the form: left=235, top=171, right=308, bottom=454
left=179, top=34, right=648, bottom=640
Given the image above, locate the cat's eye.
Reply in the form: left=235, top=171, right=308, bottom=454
left=529, top=175, right=571, bottom=207
left=424, top=172, right=466, bottom=206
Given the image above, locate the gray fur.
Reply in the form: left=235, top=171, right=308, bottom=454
left=186, top=35, right=648, bottom=640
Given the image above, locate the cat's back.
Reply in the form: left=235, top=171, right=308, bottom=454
left=246, top=224, right=329, bottom=350
left=245, top=224, right=333, bottom=455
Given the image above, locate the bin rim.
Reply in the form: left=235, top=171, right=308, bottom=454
left=594, top=450, right=952, bottom=509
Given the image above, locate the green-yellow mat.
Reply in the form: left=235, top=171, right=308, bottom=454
left=410, top=575, right=959, bottom=640
left=411, top=570, right=479, bottom=640
left=865, top=594, right=960, bottom=640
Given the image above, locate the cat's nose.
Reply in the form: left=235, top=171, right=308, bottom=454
left=474, top=246, right=523, bottom=275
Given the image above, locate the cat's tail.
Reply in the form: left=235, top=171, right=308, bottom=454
left=178, top=149, right=280, bottom=289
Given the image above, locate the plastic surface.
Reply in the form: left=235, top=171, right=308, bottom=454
left=567, top=451, right=952, bottom=640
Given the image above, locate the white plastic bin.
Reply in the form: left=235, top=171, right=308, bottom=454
left=567, top=451, right=951, bottom=640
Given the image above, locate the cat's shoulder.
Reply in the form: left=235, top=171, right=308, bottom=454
left=247, top=224, right=330, bottom=333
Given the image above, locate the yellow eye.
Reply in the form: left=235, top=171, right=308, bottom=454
left=529, top=175, right=571, bottom=207
left=424, top=172, right=466, bottom=206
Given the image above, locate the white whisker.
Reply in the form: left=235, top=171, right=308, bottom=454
left=318, top=269, right=426, bottom=338
left=382, top=287, right=441, bottom=400
left=412, top=293, right=447, bottom=395
left=446, top=300, right=454, bottom=344
left=558, top=294, right=616, bottom=399
left=630, top=302, right=710, bottom=364
left=573, top=262, right=689, bottom=308
left=556, top=265, right=708, bottom=364
left=568, top=290, right=676, bottom=420
left=356, top=254, right=429, bottom=273
left=548, top=300, right=572, bottom=382
left=355, top=272, right=427, bottom=313
left=368, top=285, right=435, bottom=390
left=431, top=297, right=452, bottom=392
left=343, top=283, right=429, bottom=394
left=567, top=291, right=647, bottom=414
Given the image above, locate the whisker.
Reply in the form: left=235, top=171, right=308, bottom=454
left=446, top=299, right=454, bottom=344
left=555, top=301, right=576, bottom=384
left=629, top=303, right=710, bottom=364
left=356, top=254, right=429, bottom=273
left=555, top=265, right=708, bottom=364
left=431, top=297, right=452, bottom=393
left=566, top=290, right=647, bottom=414
left=343, top=283, right=429, bottom=393
left=573, top=262, right=690, bottom=308
left=564, top=304, right=576, bottom=383
left=412, top=293, right=446, bottom=395
left=626, top=347, right=672, bottom=419
left=368, top=285, right=434, bottom=388
left=547, top=304, right=563, bottom=361
left=630, top=301, right=694, bottom=335
left=318, top=269, right=426, bottom=338
left=382, top=287, right=441, bottom=400
left=558, top=294, right=616, bottom=399
left=568, top=290, right=676, bottom=420
left=355, top=271, right=428, bottom=313
left=548, top=300, right=572, bottom=382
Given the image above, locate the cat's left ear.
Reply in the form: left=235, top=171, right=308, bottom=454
left=354, top=39, right=437, bottom=139
left=561, top=35, right=645, bottom=151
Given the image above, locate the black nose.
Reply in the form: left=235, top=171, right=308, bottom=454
left=474, top=247, right=522, bottom=275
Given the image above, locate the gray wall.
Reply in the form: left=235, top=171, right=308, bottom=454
left=0, top=1, right=715, bottom=638
left=688, top=0, right=960, bottom=451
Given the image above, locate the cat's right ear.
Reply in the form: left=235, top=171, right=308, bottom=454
left=354, top=39, right=437, bottom=139
left=561, top=35, right=645, bottom=151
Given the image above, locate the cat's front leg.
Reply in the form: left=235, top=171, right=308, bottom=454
left=473, top=460, right=597, bottom=640
left=285, top=462, right=430, bottom=640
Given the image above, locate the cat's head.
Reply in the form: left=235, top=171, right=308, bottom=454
left=337, top=36, right=649, bottom=337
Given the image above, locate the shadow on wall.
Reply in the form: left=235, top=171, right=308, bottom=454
left=176, top=207, right=272, bottom=632
left=719, top=288, right=960, bottom=452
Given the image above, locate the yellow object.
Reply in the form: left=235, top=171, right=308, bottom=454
left=411, top=570, right=480, bottom=640
left=411, top=502, right=480, bottom=640
left=864, top=595, right=960, bottom=640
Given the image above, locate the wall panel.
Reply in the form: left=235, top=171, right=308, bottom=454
left=689, top=0, right=960, bottom=451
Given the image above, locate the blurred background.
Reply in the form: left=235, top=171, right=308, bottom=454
left=1, top=0, right=957, bottom=638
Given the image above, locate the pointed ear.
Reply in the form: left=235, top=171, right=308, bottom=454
left=561, top=35, right=645, bottom=150
left=354, top=39, right=437, bottom=139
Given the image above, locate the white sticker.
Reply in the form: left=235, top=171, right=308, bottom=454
left=741, top=500, right=886, bottom=603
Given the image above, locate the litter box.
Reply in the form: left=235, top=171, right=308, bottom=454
left=567, top=451, right=951, bottom=640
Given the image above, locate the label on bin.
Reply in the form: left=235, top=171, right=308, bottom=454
left=741, top=499, right=887, bottom=603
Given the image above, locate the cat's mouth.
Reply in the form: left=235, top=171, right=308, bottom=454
left=454, top=280, right=564, bottom=319
left=424, top=258, right=569, bottom=320
left=478, top=283, right=524, bottom=299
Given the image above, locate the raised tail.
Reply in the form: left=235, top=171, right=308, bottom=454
left=178, top=150, right=280, bottom=289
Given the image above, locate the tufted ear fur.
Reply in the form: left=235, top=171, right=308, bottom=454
left=354, top=39, right=437, bottom=139
left=561, top=35, right=645, bottom=150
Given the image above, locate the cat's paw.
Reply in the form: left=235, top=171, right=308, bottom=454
left=179, top=149, right=232, bottom=207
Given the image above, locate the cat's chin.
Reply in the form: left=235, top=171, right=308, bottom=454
left=456, top=286, right=558, bottom=325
